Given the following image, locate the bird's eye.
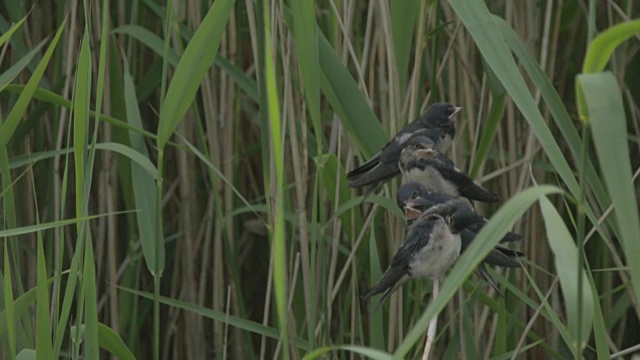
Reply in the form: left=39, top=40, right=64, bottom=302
left=412, top=191, right=419, bottom=199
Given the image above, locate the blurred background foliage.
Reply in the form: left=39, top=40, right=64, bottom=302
left=0, top=0, right=639, bottom=359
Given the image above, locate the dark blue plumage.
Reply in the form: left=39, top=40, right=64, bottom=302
left=396, top=182, right=524, bottom=294
left=347, top=103, right=460, bottom=189
left=361, top=212, right=461, bottom=309
left=399, top=136, right=501, bottom=203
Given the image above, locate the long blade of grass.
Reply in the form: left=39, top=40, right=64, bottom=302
left=96, top=323, right=135, bottom=360
left=290, top=8, right=322, bottom=344
left=3, top=242, right=16, bottom=358
left=588, top=274, right=610, bottom=359
left=0, top=141, right=24, bottom=354
left=0, top=39, right=46, bottom=92
left=290, top=0, right=321, bottom=150
left=303, top=345, right=392, bottom=360
left=539, top=197, right=593, bottom=353
left=0, top=14, right=26, bottom=48
left=582, top=20, right=640, bottom=74
left=262, top=1, right=289, bottom=355
left=116, top=286, right=310, bottom=350
left=15, top=349, right=35, bottom=360
left=8, top=143, right=157, bottom=177
left=123, top=59, right=159, bottom=274
left=70, top=17, right=94, bottom=354
left=496, top=17, right=611, bottom=226
left=446, top=0, right=579, bottom=197
left=367, top=227, right=385, bottom=349
left=0, top=212, right=126, bottom=239
left=36, top=234, right=54, bottom=357
left=580, top=72, right=640, bottom=309
left=318, top=32, right=387, bottom=158
left=3, top=85, right=156, bottom=139
left=469, top=66, right=506, bottom=178
left=111, top=24, right=258, bottom=101
left=156, top=0, right=235, bottom=148
left=0, top=20, right=66, bottom=146
left=291, top=0, right=324, bottom=338
left=0, top=277, right=57, bottom=338
left=389, top=1, right=419, bottom=92
left=577, top=20, right=640, bottom=120
left=394, top=185, right=562, bottom=358
left=82, top=239, right=99, bottom=359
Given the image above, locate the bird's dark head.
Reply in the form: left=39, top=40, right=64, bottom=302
left=401, top=135, right=437, bottom=160
left=421, top=103, right=462, bottom=127
left=397, top=182, right=434, bottom=221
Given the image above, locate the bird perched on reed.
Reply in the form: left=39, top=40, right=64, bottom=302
left=397, top=182, right=523, bottom=294
left=361, top=210, right=461, bottom=309
left=399, top=135, right=501, bottom=203
left=347, top=103, right=461, bottom=190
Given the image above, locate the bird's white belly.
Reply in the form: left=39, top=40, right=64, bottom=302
left=409, top=223, right=461, bottom=281
left=403, top=167, right=460, bottom=197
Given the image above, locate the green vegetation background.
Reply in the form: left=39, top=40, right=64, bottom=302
left=0, top=0, right=639, bottom=359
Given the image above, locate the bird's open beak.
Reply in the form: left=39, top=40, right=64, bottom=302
left=449, top=106, right=462, bottom=119
left=404, top=203, right=423, bottom=221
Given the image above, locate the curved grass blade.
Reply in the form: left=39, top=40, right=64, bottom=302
left=116, top=286, right=310, bottom=350
left=470, top=65, right=506, bottom=178
left=3, top=85, right=156, bottom=139
left=390, top=1, right=420, bottom=92
left=82, top=239, right=99, bottom=360
left=539, top=197, right=593, bottom=354
left=580, top=72, right=640, bottom=311
left=156, top=0, right=235, bottom=148
left=111, top=25, right=180, bottom=65
left=290, top=0, right=321, bottom=152
left=73, top=31, right=91, bottom=219
left=582, top=20, right=640, bottom=74
left=97, top=323, right=135, bottom=360
left=0, top=278, right=56, bottom=338
left=577, top=20, right=640, bottom=120
left=496, top=17, right=611, bottom=223
left=318, top=32, right=387, bottom=158
left=0, top=19, right=66, bottom=146
left=0, top=39, right=46, bottom=92
left=446, top=0, right=579, bottom=198
left=302, top=345, right=392, bottom=360
left=0, top=14, right=26, bottom=48
left=112, top=24, right=258, bottom=102
left=0, top=212, right=126, bottom=238
left=123, top=59, right=161, bottom=274
left=15, top=349, right=35, bottom=360
left=8, top=143, right=157, bottom=178
left=367, top=227, right=385, bottom=349
left=588, top=274, right=610, bottom=359
left=36, top=235, right=54, bottom=357
left=262, top=2, right=289, bottom=355
left=3, top=243, right=16, bottom=358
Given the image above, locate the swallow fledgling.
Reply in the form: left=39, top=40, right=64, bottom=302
left=361, top=212, right=461, bottom=309
left=397, top=182, right=520, bottom=243
left=409, top=198, right=522, bottom=261
left=398, top=182, right=523, bottom=294
left=347, top=103, right=461, bottom=189
left=399, top=135, right=501, bottom=203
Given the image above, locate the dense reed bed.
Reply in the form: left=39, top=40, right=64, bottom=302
left=0, top=0, right=639, bottom=359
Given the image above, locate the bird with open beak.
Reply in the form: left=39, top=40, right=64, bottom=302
left=361, top=210, right=462, bottom=309
left=397, top=182, right=523, bottom=294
